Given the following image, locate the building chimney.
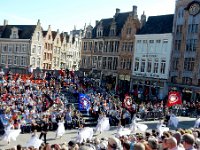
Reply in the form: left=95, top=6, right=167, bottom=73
left=3, top=19, right=8, bottom=26
left=95, top=20, right=99, bottom=26
left=132, top=5, right=138, bottom=19
left=116, top=8, right=120, bottom=15
left=140, top=11, right=146, bottom=28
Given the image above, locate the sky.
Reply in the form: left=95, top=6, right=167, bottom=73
left=0, top=0, right=176, bottom=33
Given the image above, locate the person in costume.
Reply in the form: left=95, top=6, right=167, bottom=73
left=95, top=112, right=110, bottom=134
left=55, top=117, right=65, bottom=139
left=26, top=130, right=43, bottom=149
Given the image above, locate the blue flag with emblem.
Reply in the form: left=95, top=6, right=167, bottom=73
left=79, top=93, right=91, bottom=111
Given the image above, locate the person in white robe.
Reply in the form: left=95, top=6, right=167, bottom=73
left=26, top=130, right=43, bottom=149
left=194, top=117, right=200, bottom=128
left=116, top=121, right=131, bottom=137
left=2, top=121, right=21, bottom=144
left=169, top=113, right=179, bottom=128
left=130, top=117, right=148, bottom=133
left=55, top=118, right=65, bottom=139
left=76, top=124, right=93, bottom=143
left=95, top=113, right=110, bottom=134
left=156, top=120, right=169, bottom=137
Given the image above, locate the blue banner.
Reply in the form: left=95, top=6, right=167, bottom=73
left=79, top=93, right=91, bottom=111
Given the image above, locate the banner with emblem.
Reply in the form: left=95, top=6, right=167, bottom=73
left=167, top=91, right=182, bottom=107
left=79, top=93, right=91, bottom=111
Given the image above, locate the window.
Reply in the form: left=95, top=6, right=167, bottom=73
left=113, top=57, right=118, bottom=70
left=172, top=58, right=179, bottom=70
left=160, top=59, right=166, bottom=74
left=171, top=76, right=177, bottom=83
left=21, top=56, right=26, bottom=66
left=149, top=40, right=154, bottom=43
left=108, top=57, right=112, bottom=70
left=1, top=55, right=6, bottom=64
left=156, top=40, right=161, bottom=43
left=2, top=45, right=7, bottom=52
left=126, top=28, right=132, bottom=34
left=102, top=57, right=107, bottom=69
left=126, top=59, right=131, bottom=70
left=83, top=42, right=87, bottom=51
left=182, top=77, right=192, bottom=85
left=184, top=57, right=195, bottom=71
left=186, top=39, right=197, bottom=52
left=147, top=59, right=152, bottom=72
left=110, top=28, right=116, bottom=36
left=137, top=40, right=142, bottom=43
left=176, top=25, right=182, bottom=34
left=37, top=58, right=40, bottom=67
left=153, top=58, right=159, bottom=73
left=8, top=56, right=12, bottom=65
left=22, top=44, right=26, bottom=52
left=134, top=58, right=139, bottom=71
left=31, top=57, right=36, bottom=67
left=53, top=57, right=56, bottom=67
left=37, top=32, right=40, bottom=41
left=163, top=40, right=168, bottom=43
left=14, top=56, right=18, bottom=65
left=175, top=40, right=181, bottom=51
left=8, top=45, right=13, bottom=53
left=38, top=46, right=41, bottom=55
left=15, top=44, right=20, bottom=52
left=143, top=40, right=147, bottom=43
left=140, top=59, right=146, bottom=72
left=121, top=59, right=126, bottom=69
left=188, top=24, right=198, bottom=33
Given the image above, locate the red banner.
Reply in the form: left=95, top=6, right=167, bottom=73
left=167, top=91, right=182, bottom=107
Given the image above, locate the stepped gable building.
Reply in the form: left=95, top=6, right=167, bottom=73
left=66, top=29, right=83, bottom=71
left=60, top=31, right=69, bottom=70
left=0, top=19, right=44, bottom=71
left=43, top=25, right=53, bottom=70
left=169, top=0, right=200, bottom=101
left=81, top=6, right=140, bottom=90
left=132, top=14, right=174, bottom=100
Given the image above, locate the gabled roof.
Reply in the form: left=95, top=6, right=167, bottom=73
left=42, top=31, right=48, bottom=37
left=0, top=25, right=36, bottom=39
left=52, top=31, right=57, bottom=40
left=92, top=12, right=130, bottom=38
left=137, top=14, right=174, bottom=34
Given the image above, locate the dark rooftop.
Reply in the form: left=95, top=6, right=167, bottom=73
left=137, top=14, right=174, bottom=34
left=0, top=25, right=36, bottom=39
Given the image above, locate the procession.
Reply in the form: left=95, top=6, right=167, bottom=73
left=0, top=68, right=199, bottom=150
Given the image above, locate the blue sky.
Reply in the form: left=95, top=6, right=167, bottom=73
left=0, top=0, right=176, bottom=32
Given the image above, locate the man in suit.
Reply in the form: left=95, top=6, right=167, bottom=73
left=39, top=117, right=49, bottom=143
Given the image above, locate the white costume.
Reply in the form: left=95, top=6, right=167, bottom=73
left=157, top=122, right=169, bottom=137
left=56, top=120, right=65, bottom=138
left=76, top=127, right=93, bottom=143
left=116, top=125, right=131, bottom=137
left=3, top=124, right=21, bottom=143
left=169, top=114, right=179, bottom=128
left=130, top=119, right=148, bottom=133
left=96, top=116, right=110, bottom=133
left=26, top=133, right=43, bottom=149
left=194, top=118, right=200, bottom=128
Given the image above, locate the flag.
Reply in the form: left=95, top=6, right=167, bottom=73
left=167, top=91, right=182, bottom=107
left=79, top=93, right=90, bottom=111
left=42, top=93, right=54, bottom=111
left=123, top=95, right=133, bottom=112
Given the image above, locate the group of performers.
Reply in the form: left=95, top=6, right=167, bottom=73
left=1, top=110, right=200, bottom=148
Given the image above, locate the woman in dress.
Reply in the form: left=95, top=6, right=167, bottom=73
left=55, top=117, right=65, bottom=139
left=3, top=120, right=21, bottom=144
left=95, top=112, right=110, bottom=134
left=26, top=130, right=43, bottom=149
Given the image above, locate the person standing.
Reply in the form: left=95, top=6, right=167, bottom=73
left=39, top=117, right=49, bottom=143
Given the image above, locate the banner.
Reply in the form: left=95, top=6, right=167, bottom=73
left=42, top=94, right=54, bottom=111
left=79, top=93, right=91, bottom=111
left=123, top=95, right=133, bottom=112
left=167, top=91, right=182, bottom=107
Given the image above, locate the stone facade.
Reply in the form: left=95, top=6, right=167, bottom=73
left=170, top=0, right=200, bottom=101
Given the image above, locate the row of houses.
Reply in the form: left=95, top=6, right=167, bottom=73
left=80, top=0, right=200, bottom=101
left=0, top=19, right=83, bottom=72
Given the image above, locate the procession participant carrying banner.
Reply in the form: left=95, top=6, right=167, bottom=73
left=122, top=95, right=133, bottom=112
left=42, top=93, right=54, bottom=112
left=167, top=91, right=182, bottom=107
left=78, top=93, right=91, bottom=111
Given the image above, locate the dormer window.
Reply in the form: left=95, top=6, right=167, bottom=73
left=10, top=27, right=19, bottom=39
left=97, top=27, right=103, bottom=37
left=110, top=27, right=116, bottom=36
left=37, top=32, right=40, bottom=41
left=86, top=31, right=91, bottom=38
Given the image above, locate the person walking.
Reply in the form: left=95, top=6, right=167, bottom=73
left=39, top=117, right=49, bottom=144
